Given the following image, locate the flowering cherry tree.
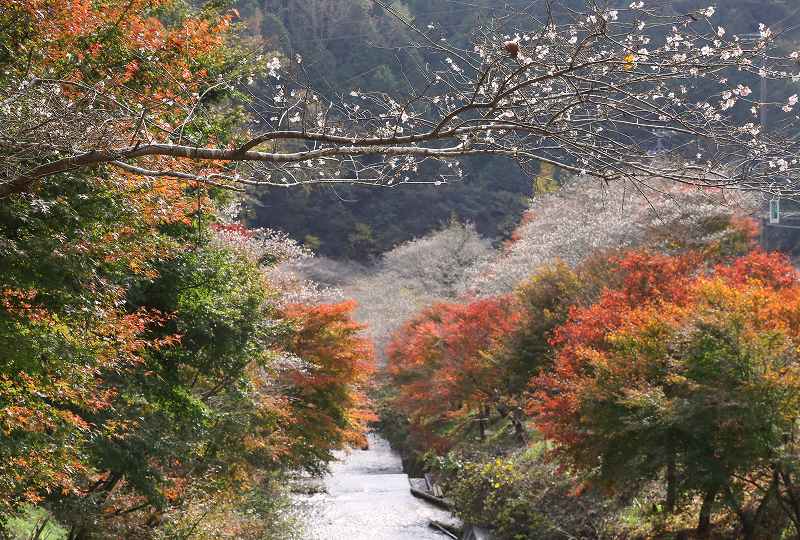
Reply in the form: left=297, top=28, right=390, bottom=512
left=3, top=1, right=800, bottom=198
left=467, top=177, right=759, bottom=294
left=348, top=221, right=493, bottom=361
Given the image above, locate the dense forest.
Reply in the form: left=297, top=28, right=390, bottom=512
left=3, top=0, right=800, bottom=539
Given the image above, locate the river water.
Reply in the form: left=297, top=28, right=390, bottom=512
left=294, top=433, right=454, bottom=539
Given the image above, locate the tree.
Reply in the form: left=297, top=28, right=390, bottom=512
left=0, top=0, right=252, bottom=196
left=0, top=164, right=374, bottom=535
left=489, top=262, right=586, bottom=414
left=62, top=242, right=291, bottom=538
left=3, top=1, right=800, bottom=197
left=0, top=0, right=384, bottom=535
left=467, top=178, right=758, bottom=295
left=245, top=0, right=800, bottom=259
left=256, top=0, right=420, bottom=92
left=0, top=151, right=202, bottom=517
left=0, top=1, right=263, bottom=528
left=280, top=301, right=375, bottom=466
left=533, top=250, right=800, bottom=538
left=346, top=220, right=493, bottom=360
left=379, top=179, right=760, bottom=452
left=386, top=297, right=520, bottom=450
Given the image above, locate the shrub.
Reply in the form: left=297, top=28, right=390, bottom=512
left=443, top=449, right=616, bottom=540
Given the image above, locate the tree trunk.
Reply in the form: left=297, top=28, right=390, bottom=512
left=778, top=467, right=800, bottom=533
left=666, top=449, right=677, bottom=513
left=697, top=487, right=718, bottom=538
left=511, top=410, right=527, bottom=444
left=67, top=526, right=87, bottom=540
left=478, top=404, right=487, bottom=441
left=723, top=485, right=756, bottom=540
left=31, top=518, right=49, bottom=540
left=747, top=472, right=787, bottom=540
left=740, top=516, right=756, bottom=540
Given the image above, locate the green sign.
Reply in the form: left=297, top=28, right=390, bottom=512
left=770, top=199, right=781, bottom=224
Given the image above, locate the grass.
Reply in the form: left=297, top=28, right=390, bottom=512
left=4, top=505, right=68, bottom=540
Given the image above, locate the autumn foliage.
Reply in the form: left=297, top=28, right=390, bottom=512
left=533, top=249, right=796, bottom=447
left=0, top=0, right=375, bottom=536
left=281, top=301, right=376, bottom=464
left=384, top=206, right=800, bottom=537
left=1, top=0, right=234, bottom=112
left=1, top=0, right=238, bottom=521
left=531, top=250, right=800, bottom=537
left=387, top=297, right=520, bottom=451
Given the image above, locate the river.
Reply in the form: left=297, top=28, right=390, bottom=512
left=294, top=432, right=455, bottom=539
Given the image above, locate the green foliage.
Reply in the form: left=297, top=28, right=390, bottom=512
left=441, top=450, right=617, bottom=540
left=498, top=262, right=586, bottom=396
left=249, top=164, right=531, bottom=260
left=0, top=171, right=176, bottom=511
left=537, top=251, right=800, bottom=538
left=2, top=506, right=67, bottom=540
left=0, top=0, right=378, bottom=535
left=74, top=244, right=284, bottom=507
left=532, top=163, right=560, bottom=195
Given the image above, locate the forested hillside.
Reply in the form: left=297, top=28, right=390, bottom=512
left=240, top=0, right=799, bottom=259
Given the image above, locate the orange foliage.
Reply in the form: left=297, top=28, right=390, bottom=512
left=714, top=248, right=798, bottom=289
left=3, top=0, right=232, bottom=91
left=2, top=0, right=240, bottom=201
left=0, top=0, right=268, bottom=521
left=281, top=301, right=376, bottom=456
left=532, top=249, right=800, bottom=455
left=387, top=297, right=521, bottom=451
